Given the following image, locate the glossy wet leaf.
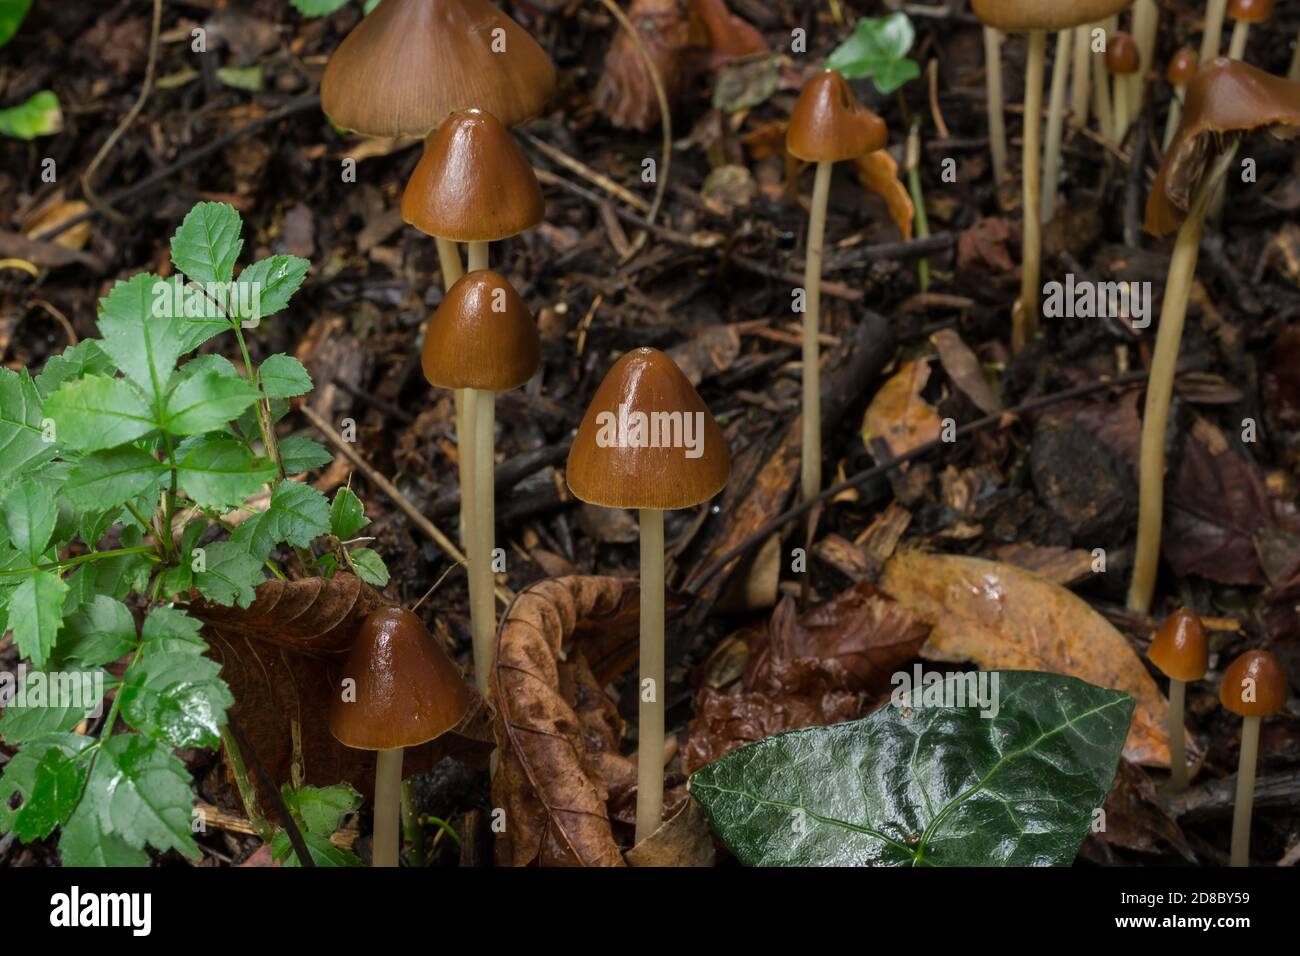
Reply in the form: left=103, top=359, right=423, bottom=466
left=119, top=650, right=232, bottom=748
left=691, top=671, right=1133, bottom=866
left=81, top=734, right=200, bottom=859
left=0, top=733, right=92, bottom=840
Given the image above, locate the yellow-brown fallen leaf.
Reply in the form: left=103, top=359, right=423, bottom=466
left=862, top=359, right=942, bottom=461
left=881, top=551, right=1184, bottom=768
left=854, top=149, right=913, bottom=241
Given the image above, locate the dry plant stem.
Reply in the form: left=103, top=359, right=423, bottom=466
left=1092, top=20, right=1116, bottom=141
left=219, top=726, right=273, bottom=841
left=1230, top=715, right=1260, bottom=867
left=984, top=27, right=1008, bottom=184
left=1070, top=26, right=1092, bottom=129
left=1128, top=147, right=1237, bottom=613
left=1016, top=31, right=1047, bottom=353
left=1201, top=0, right=1229, bottom=63
left=635, top=507, right=665, bottom=845
left=1042, top=30, right=1073, bottom=223
left=373, top=748, right=403, bottom=867
left=468, top=387, right=497, bottom=696
left=1168, top=679, right=1188, bottom=791
left=1131, top=0, right=1159, bottom=113
left=801, top=160, right=832, bottom=503
left=1227, top=21, right=1250, bottom=60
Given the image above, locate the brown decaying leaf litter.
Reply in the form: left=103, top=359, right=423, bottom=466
left=1, top=0, right=1298, bottom=869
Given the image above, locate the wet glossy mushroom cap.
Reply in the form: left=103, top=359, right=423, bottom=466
left=1146, top=58, right=1300, bottom=236
left=1149, top=609, right=1209, bottom=682
left=971, top=0, right=1134, bottom=32
left=1219, top=649, right=1287, bottom=717
left=402, top=108, right=545, bottom=242
left=329, top=606, right=472, bottom=750
left=567, top=347, right=731, bottom=510
left=786, top=70, right=888, bottom=163
left=1227, top=0, right=1273, bottom=23
left=1167, top=47, right=1199, bottom=86
left=1106, top=33, right=1141, bottom=75
left=321, top=0, right=557, bottom=137
left=421, top=270, right=540, bottom=391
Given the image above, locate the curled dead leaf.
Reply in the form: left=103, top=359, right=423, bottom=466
left=862, top=359, right=942, bottom=462
left=853, top=150, right=913, bottom=241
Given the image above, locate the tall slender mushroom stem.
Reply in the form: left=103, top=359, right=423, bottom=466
left=459, top=240, right=490, bottom=624
left=801, top=160, right=832, bottom=503
left=636, top=507, right=666, bottom=844
left=1093, top=19, right=1117, bottom=141
left=1070, top=26, right=1092, bottom=130
left=1201, top=0, right=1229, bottom=62
left=1128, top=145, right=1239, bottom=613
left=1164, top=84, right=1187, bottom=150
left=1167, top=679, right=1188, bottom=790
left=1131, top=0, right=1159, bottom=114
left=437, top=237, right=475, bottom=558
left=467, top=240, right=489, bottom=274
left=373, top=748, right=404, bottom=867
left=1230, top=715, right=1260, bottom=866
left=467, top=386, right=497, bottom=696
left=984, top=26, right=1008, bottom=184
left=1227, top=17, right=1252, bottom=60
left=1016, top=30, right=1047, bottom=353
left=1042, top=31, right=1073, bottom=223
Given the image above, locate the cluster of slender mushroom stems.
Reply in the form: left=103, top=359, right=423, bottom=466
left=303, top=0, right=1294, bottom=866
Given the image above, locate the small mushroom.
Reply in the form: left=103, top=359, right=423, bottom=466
left=1107, top=31, right=1142, bottom=141
left=422, top=270, right=540, bottom=694
left=329, top=606, right=472, bottom=867
left=1147, top=608, right=1208, bottom=791
left=1129, top=60, right=1300, bottom=613
left=785, top=70, right=886, bottom=504
left=972, top=0, right=1136, bottom=352
left=1163, top=46, right=1199, bottom=150
left=1226, top=0, right=1272, bottom=61
left=566, top=348, right=731, bottom=842
left=1218, top=649, right=1287, bottom=866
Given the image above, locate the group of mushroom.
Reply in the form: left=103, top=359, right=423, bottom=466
left=289, top=0, right=1296, bottom=868
left=314, top=0, right=730, bottom=864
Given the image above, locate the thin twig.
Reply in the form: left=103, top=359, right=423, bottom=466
left=80, top=0, right=164, bottom=223
left=519, top=130, right=650, bottom=213
left=298, top=404, right=514, bottom=606
left=226, top=720, right=314, bottom=867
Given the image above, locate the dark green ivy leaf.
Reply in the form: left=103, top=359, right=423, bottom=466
left=690, top=671, right=1134, bottom=867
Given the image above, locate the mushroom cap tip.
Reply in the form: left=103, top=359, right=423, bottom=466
left=421, top=269, right=540, bottom=391
left=1219, top=649, right=1287, bottom=717
left=1148, top=609, right=1209, bottom=682
left=786, top=69, right=887, bottom=164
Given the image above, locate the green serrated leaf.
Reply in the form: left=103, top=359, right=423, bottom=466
left=43, top=375, right=157, bottom=452
left=90, top=548, right=153, bottom=602
left=171, top=201, right=244, bottom=285
left=176, top=436, right=275, bottom=510
left=156, top=521, right=207, bottom=600
left=0, top=367, right=57, bottom=484
left=330, top=487, right=368, bottom=540
left=271, top=828, right=364, bottom=866
left=35, top=340, right=115, bottom=400
left=284, top=782, right=360, bottom=835
left=57, top=595, right=137, bottom=667
left=96, top=273, right=187, bottom=404
left=0, top=668, right=109, bottom=743
left=233, top=481, right=330, bottom=561
left=280, top=435, right=333, bottom=474
left=193, top=539, right=263, bottom=608
left=2, top=477, right=57, bottom=561
left=232, top=256, right=309, bottom=327
left=141, top=605, right=207, bottom=655
left=120, top=651, right=232, bottom=748
left=0, top=89, right=61, bottom=139
left=9, top=570, right=68, bottom=667
left=58, top=799, right=151, bottom=867
left=63, top=446, right=167, bottom=512
left=82, top=733, right=200, bottom=859
left=163, top=369, right=261, bottom=436
left=258, top=354, right=313, bottom=398
left=0, top=733, right=93, bottom=839
left=349, top=547, right=389, bottom=587
left=690, top=671, right=1134, bottom=867
left=825, top=12, right=919, bottom=94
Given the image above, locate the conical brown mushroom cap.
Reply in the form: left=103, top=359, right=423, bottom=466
left=1227, top=0, right=1273, bottom=23
left=786, top=70, right=887, bottom=163
left=329, top=606, right=471, bottom=750
left=972, top=0, right=1134, bottom=32
left=1106, top=33, right=1141, bottom=75
left=401, top=108, right=545, bottom=242
left=1149, top=609, right=1209, bottom=682
left=1146, top=59, right=1300, bottom=236
left=1219, top=649, right=1287, bottom=717
left=1166, top=48, right=1198, bottom=86
left=321, top=0, right=556, bottom=137
left=567, top=347, right=731, bottom=510
left=421, top=270, right=540, bottom=391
